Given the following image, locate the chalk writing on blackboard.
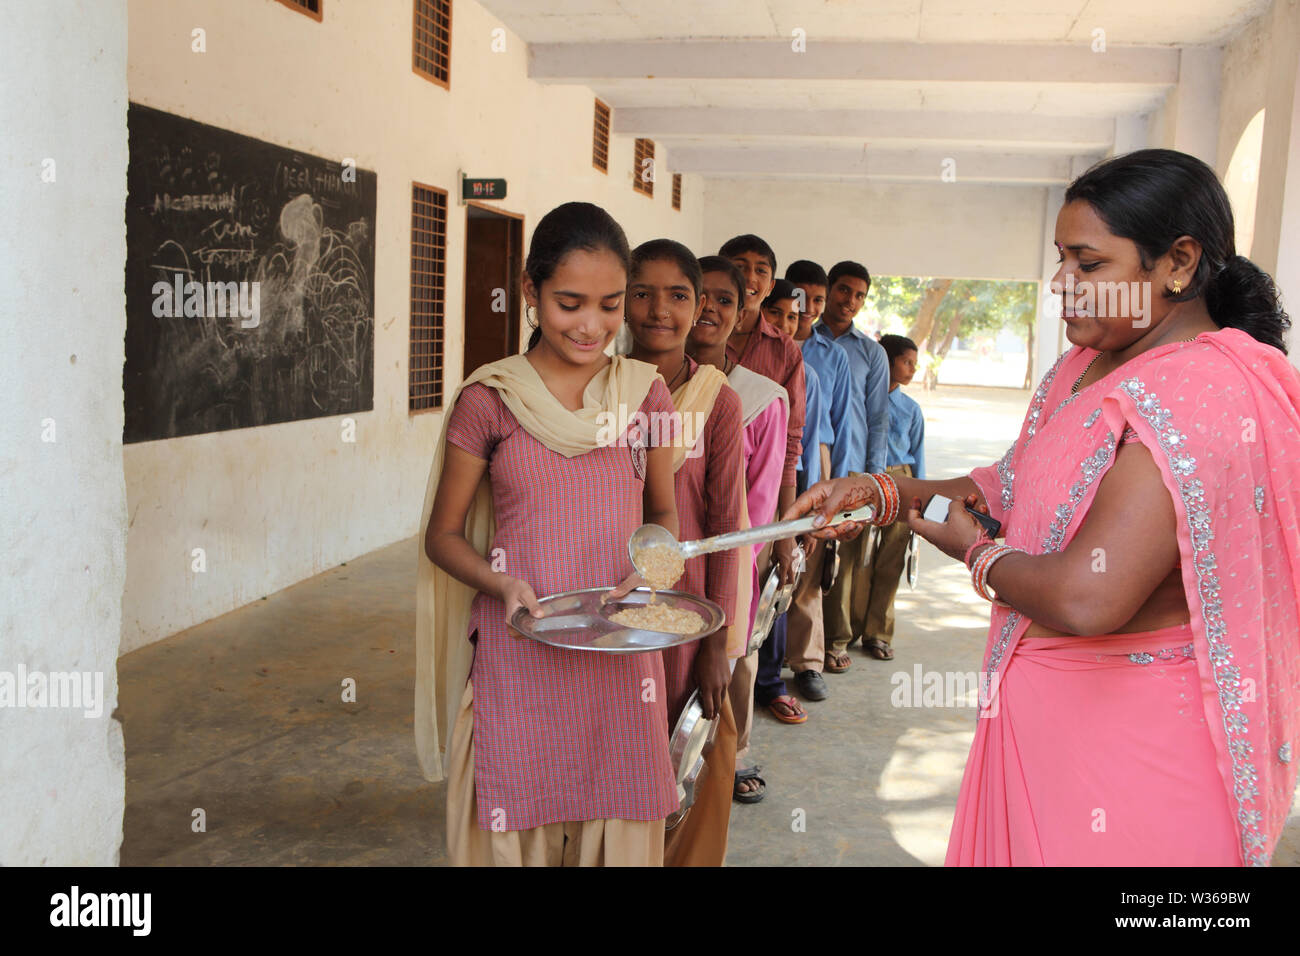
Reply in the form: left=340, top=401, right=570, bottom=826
left=124, top=103, right=377, bottom=443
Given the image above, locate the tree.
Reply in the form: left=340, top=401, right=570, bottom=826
left=865, top=276, right=1036, bottom=390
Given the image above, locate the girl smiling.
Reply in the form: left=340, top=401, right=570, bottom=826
left=417, top=202, right=681, bottom=866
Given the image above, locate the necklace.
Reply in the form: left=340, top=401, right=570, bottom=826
left=1072, top=353, right=1102, bottom=394
left=666, top=356, right=689, bottom=390
left=1072, top=332, right=1204, bottom=395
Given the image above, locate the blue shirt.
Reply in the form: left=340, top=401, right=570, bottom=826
left=812, top=322, right=890, bottom=474
left=800, top=332, right=854, bottom=479
left=886, top=386, right=925, bottom=480
left=795, top=362, right=830, bottom=493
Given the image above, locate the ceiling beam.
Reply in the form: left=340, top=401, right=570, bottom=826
left=530, top=41, right=1180, bottom=86
left=613, top=108, right=1116, bottom=151
left=668, top=146, right=1086, bottom=183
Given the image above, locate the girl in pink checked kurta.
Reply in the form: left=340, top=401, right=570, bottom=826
left=444, top=379, right=680, bottom=829
left=625, top=241, right=745, bottom=728
left=420, top=202, right=683, bottom=867
left=691, top=256, right=790, bottom=804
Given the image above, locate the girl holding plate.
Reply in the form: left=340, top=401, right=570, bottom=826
left=417, top=202, right=680, bottom=866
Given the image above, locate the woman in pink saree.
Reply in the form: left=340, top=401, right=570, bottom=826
left=787, top=149, right=1300, bottom=866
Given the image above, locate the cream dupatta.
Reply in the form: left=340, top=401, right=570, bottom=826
left=415, top=353, right=660, bottom=782
left=669, top=365, right=752, bottom=657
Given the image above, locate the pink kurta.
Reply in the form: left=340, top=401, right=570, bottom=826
left=446, top=379, right=679, bottom=830
left=954, top=328, right=1300, bottom=866
left=739, top=394, right=788, bottom=634
left=727, top=316, right=806, bottom=488
left=661, top=360, right=746, bottom=724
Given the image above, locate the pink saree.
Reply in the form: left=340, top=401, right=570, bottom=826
left=956, top=327, right=1300, bottom=866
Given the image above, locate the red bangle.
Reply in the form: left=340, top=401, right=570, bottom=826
left=964, top=534, right=994, bottom=571
left=870, top=472, right=900, bottom=525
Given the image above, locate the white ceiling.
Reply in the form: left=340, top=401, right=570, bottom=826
left=479, top=0, right=1271, bottom=183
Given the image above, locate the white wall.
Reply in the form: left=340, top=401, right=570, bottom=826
left=700, top=178, right=1048, bottom=282
left=122, top=0, right=704, bottom=652
left=1, top=0, right=128, bottom=865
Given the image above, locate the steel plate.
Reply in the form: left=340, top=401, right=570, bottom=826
left=509, top=586, right=724, bottom=654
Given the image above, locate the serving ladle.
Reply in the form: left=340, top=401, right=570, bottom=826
left=628, top=504, right=877, bottom=583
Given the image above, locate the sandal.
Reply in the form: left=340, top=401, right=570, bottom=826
left=824, top=651, right=851, bottom=673
left=863, top=638, right=894, bottom=661
left=766, top=695, right=808, bottom=724
left=733, top=766, right=766, bottom=804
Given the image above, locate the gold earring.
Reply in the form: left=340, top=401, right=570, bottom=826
left=1171, top=280, right=1183, bottom=295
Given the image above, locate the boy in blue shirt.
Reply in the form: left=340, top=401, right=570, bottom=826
left=858, top=335, right=926, bottom=660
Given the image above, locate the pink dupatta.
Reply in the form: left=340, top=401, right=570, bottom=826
left=961, top=327, right=1300, bottom=866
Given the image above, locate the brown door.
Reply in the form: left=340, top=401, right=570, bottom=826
left=463, top=204, right=523, bottom=378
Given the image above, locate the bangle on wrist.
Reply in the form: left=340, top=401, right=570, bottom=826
left=868, top=472, right=900, bottom=525
left=964, top=533, right=994, bottom=571
left=971, top=543, right=1018, bottom=602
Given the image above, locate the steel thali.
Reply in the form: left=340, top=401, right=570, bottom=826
left=508, top=586, right=724, bottom=654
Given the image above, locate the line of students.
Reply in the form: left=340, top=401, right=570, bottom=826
left=417, top=200, right=925, bottom=866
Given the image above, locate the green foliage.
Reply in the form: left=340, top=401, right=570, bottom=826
left=865, top=276, right=1036, bottom=341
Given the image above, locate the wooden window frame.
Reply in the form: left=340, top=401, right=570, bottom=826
left=273, top=0, right=323, bottom=21
left=410, top=181, right=449, bottom=414
left=593, top=98, right=611, bottom=173
left=633, top=138, right=655, bottom=198
left=413, top=0, right=453, bottom=90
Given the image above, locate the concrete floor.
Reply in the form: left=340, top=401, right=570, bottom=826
left=118, top=384, right=1300, bottom=866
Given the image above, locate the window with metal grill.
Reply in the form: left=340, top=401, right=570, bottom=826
left=633, top=138, right=654, bottom=198
left=593, top=99, right=611, bottom=172
left=672, top=173, right=682, bottom=211
left=275, top=0, right=322, bottom=20
left=410, top=183, right=447, bottom=412
left=413, top=0, right=452, bottom=88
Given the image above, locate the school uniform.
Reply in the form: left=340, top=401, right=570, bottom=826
left=662, top=358, right=744, bottom=725
left=781, top=331, right=856, bottom=678
left=723, top=365, right=788, bottom=768
left=726, top=316, right=806, bottom=490
left=812, top=322, right=891, bottom=654
left=416, top=354, right=679, bottom=866
left=756, top=361, right=828, bottom=705
left=861, top=385, right=926, bottom=648
left=661, top=358, right=747, bottom=866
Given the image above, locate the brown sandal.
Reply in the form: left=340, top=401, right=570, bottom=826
left=824, top=651, right=851, bottom=673
left=863, top=638, right=894, bottom=661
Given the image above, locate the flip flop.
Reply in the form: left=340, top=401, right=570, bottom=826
left=766, top=695, right=808, bottom=724
left=824, top=652, right=851, bottom=673
left=863, top=638, right=895, bottom=661
left=733, top=766, right=766, bottom=804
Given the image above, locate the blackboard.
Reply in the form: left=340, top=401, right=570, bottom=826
left=124, top=103, right=376, bottom=443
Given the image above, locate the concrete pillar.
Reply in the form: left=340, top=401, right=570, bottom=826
left=1172, top=46, right=1224, bottom=167
left=0, top=1, right=128, bottom=864
left=1034, top=185, right=1068, bottom=386
left=1251, top=0, right=1300, bottom=362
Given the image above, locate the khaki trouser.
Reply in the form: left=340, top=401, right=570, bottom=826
left=784, top=536, right=826, bottom=673
left=446, top=680, right=665, bottom=866
left=729, top=648, right=759, bottom=766
left=862, top=466, right=915, bottom=646
left=822, top=472, right=877, bottom=655
left=663, top=691, right=736, bottom=867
